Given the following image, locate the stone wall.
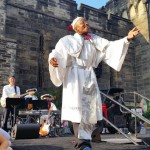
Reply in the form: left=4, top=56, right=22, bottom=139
left=129, top=1, right=150, bottom=98
left=0, top=0, right=6, bottom=37
left=104, top=0, right=129, bottom=17
left=134, top=34, right=150, bottom=98
left=3, top=0, right=136, bottom=95
left=104, top=0, right=150, bottom=99
left=5, top=0, right=77, bottom=93
left=0, top=37, right=17, bottom=95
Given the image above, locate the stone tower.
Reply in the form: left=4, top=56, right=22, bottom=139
left=103, top=0, right=150, bottom=97
left=104, top=0, right=149, bottom=42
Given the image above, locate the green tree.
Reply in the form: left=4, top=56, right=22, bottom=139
left=143, top=107, right=150, bottom=120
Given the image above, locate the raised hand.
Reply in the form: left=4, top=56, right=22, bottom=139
left=50, top=57, right=58, bottom=67
left=127, top=27, right=140, bottom=40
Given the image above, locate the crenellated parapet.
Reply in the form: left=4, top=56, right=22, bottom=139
left=6, top=0, right=77, bottom=21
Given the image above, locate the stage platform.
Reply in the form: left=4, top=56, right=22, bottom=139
left=11, top=133, right=150, bottom=150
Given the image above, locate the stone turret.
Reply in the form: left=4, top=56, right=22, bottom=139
left=104, top=0, right=150, bottom=41
left=103, top=0, right=150, bottom=97
left=128, top=0, right=149, bottom=42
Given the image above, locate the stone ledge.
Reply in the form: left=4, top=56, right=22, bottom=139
left=0, top=37, right=16, bottom=43
left=6, top=1, right=73, bottom=23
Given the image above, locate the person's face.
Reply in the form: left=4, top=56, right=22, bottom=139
left=28, top=91, right=35, bottom=95
left=46, top=97, right=52, bottom=100
left=42, top=97, right=50, bottom=101
left=8, top=77, right=15, bottom=85
left=74, top=18, right=90, bottom=35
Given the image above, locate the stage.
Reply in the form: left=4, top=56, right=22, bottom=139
left=11, top=133, right=150, bottom=150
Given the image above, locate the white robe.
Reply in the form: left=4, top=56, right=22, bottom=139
left=48, top=33, right=129, bottom=139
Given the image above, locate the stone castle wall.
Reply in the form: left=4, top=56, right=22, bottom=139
left=104, top=0, right=150, bottom=99
left=0, top=38, right=17, bottom=95
left=0, top=0, right=17, bottom=95
left=0, top=0, right=6, bottom=37
left=0, top=0, right=149, bottom=99
left=5, top=0, right=77, bottom=93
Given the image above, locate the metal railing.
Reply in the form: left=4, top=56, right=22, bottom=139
left=123, top=91, right=150, bottom=136
left=103, top=117, right=139, bottom=145
left=100, top=91, right=150, bottom=146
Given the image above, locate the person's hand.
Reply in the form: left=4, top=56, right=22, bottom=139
left=50, top=57, right=58, bottom=67
left=15, top=95, right=20, bottom=98
left=12, top=94, right=20, bottom=98
left=127, top=27, right=140, bottom=40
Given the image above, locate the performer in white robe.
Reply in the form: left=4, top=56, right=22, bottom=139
left=48, top=17, right=140, bottom=150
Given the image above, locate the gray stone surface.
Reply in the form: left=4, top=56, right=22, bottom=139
left=2, top=0, right=136, bottom=95
left=0, top=0, right=150, bottom=104
left=0, top=37, right=17, bottom=96
left=11, top=134, right=150, bottom=150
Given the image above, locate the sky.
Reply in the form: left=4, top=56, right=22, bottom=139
left=75, top=0, right=109, bottom=9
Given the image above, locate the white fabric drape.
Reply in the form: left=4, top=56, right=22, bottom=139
left=48, top=33, right=129, bottom=139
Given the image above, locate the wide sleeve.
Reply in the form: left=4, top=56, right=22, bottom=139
left=48, top=40, right=68, bottom=87
left=94, top=36, right=130, bottom=71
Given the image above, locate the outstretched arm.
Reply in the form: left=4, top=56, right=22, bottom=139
left=127, top=27, right=140, bottom=41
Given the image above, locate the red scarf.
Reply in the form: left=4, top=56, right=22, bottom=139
left=84, top=34, right=91, bottom=40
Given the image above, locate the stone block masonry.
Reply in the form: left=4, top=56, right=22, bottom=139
left=0, top=0, right=149, bottom=100
left=0, top=37, right=17, bottom=96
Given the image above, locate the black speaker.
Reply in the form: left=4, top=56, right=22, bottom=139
left=11, top=124, right=40, bottom=139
